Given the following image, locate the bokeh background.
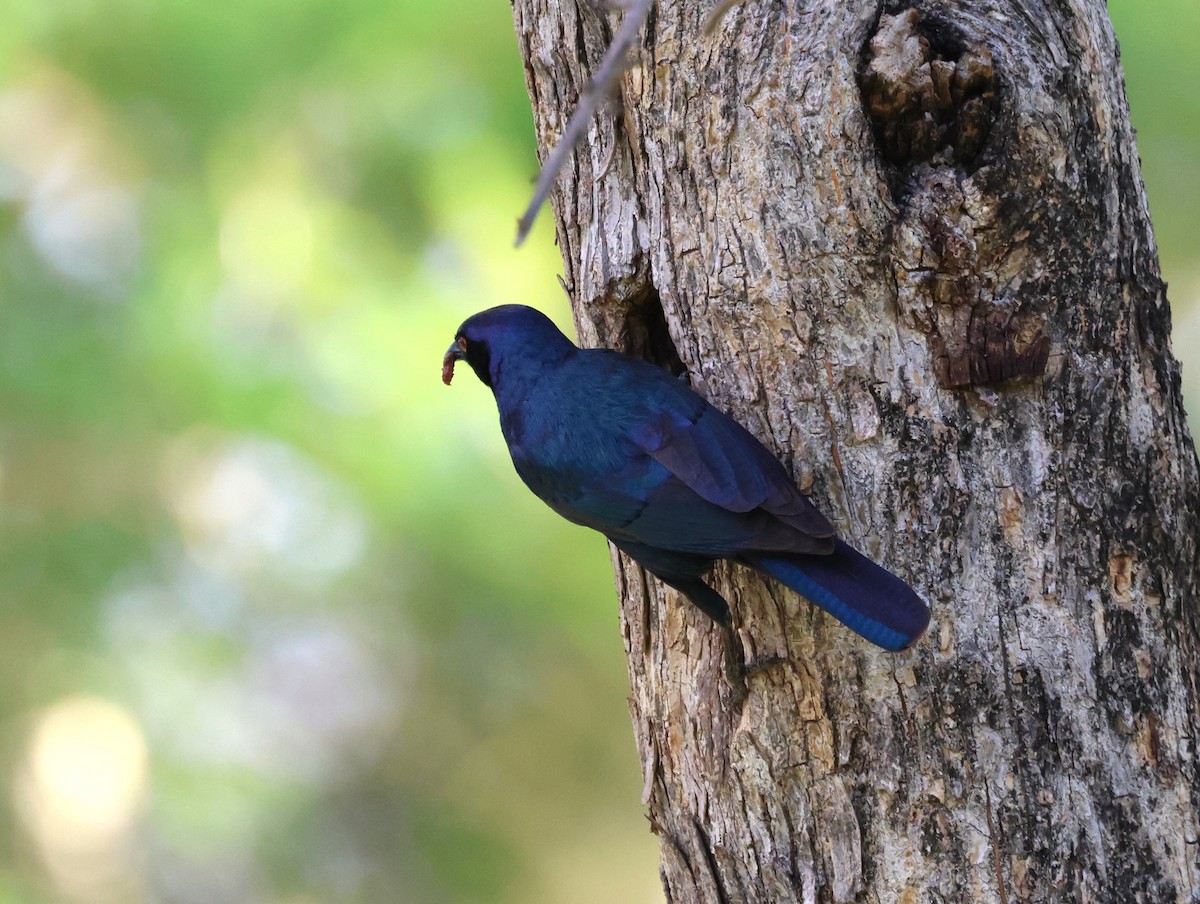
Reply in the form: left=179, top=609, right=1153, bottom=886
left=0, top=2, right=1195, bottom=903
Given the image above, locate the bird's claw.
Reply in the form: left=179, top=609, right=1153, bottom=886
left=720, top=621, right=749, bottom=705
left=744, top=654, right=788, bottom=678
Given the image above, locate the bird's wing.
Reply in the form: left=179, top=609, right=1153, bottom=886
left=633, top=405, right=835, bottom=539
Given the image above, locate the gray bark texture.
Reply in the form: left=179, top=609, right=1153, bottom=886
left=510, top=1, right=1200, bottom=901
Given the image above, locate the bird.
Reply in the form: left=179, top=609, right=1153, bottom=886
left=442, top=304, right=929, bottom=652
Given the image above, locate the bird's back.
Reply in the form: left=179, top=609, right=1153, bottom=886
left=498, top=348, right=680, bottom=516
left=497, top=347, right=831, bottom=557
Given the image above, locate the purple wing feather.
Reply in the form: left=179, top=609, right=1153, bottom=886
left=635, top=406, right=835, bottom=541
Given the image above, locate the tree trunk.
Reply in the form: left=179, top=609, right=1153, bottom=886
left=511, top=1, right=1200, bottom=901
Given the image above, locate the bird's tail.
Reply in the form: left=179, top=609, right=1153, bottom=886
left=747, top=539, right=929, bottom=651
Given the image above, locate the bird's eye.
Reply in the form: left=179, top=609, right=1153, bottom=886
left=457, top=336, right=469, bottom=352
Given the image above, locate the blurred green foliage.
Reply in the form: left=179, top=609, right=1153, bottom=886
left=0, top=1, right=1195, bottom=903
left=0, top=1, right=655, bottom=903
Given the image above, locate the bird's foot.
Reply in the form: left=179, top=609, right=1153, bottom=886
left=720, top=622, right=749, bottom=705
left=744, top=655, right=789, bottom=679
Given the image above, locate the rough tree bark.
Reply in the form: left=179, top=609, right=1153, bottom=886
left=511, top=1, right=1200, bottom=901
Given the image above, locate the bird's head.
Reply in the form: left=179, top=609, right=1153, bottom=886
left=442, top=304, right=575, bottom=389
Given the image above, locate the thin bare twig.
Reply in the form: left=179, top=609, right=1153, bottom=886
left=701, top=0, right=742, bottom=34
left=514, top=0, right=654, bottom=247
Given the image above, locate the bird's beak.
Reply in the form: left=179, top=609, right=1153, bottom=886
left=442, top=342, right=465, bottom=385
